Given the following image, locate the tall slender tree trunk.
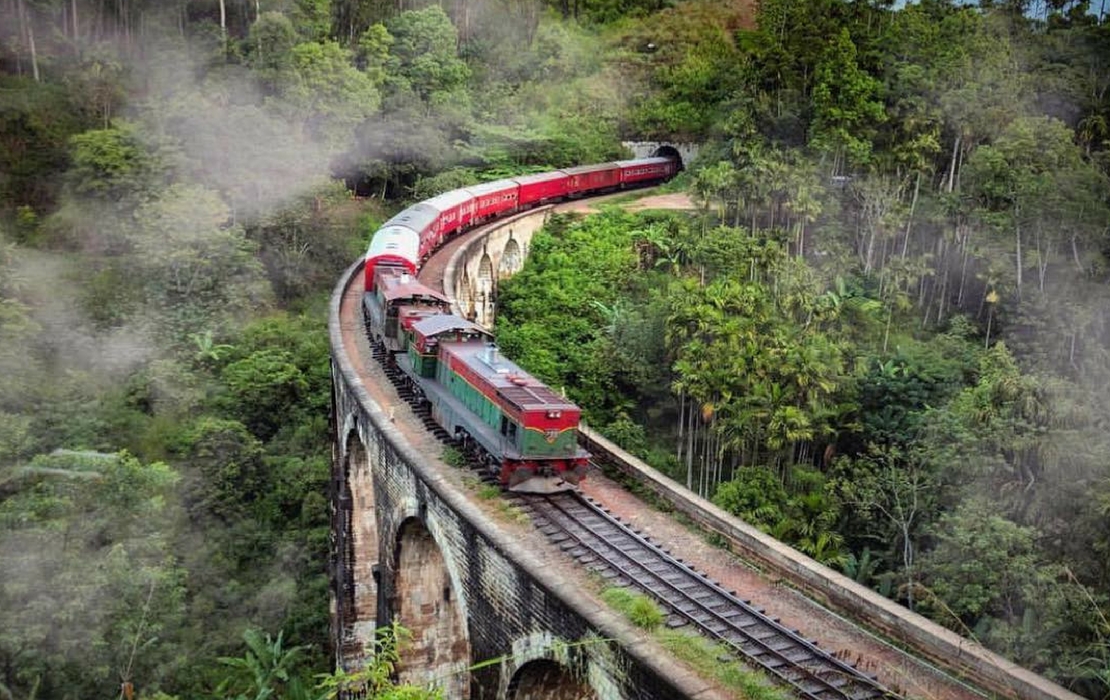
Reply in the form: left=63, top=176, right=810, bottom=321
left=218, top=0, right=226, bottom=51
left=902, top=171, right=920, bottom=259
left=1014, top=204, right=1023, bottom=299
left=18, top=0, right=40, bottom=82
left=946, top=136, right=961, bottom=193
left=676, top=391, right=686, bottom=466
left=685, top=406, right=695, bottom=491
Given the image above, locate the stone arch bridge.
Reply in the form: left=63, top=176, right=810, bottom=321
left=328, top=206, right=724, bottom=700
left=329, top=170, right=1081, bottom=700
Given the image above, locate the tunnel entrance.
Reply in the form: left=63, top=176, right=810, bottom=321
left=393, top=518, right=470, bottom=698
left=507, top=659, right=596, bottom=700
left=650, top=144, right=684, bottom=170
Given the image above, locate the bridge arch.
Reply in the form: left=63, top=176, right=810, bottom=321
left=344, top=427, right=379, bottom=655
left=499, top=237, right=522, bottom=277
left=392, top=517, right=471, bottom=698
left=459, top=271, right=475, bottom=320
left=507, top=659, right=597, bottom=700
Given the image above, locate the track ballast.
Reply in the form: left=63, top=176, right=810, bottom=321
left=515, top=489, right=898, bottom=700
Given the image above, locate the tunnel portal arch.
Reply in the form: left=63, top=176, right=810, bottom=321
left=651, top=144, right=684, bottom=170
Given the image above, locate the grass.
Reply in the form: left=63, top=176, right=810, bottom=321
left=657, top=629, right=789, bottom=700
left=600, top=587, right=665, bottom=630
left=462, top=479, right=530, bottom=524
left=441, top=445, right=468, bottom=468
left=600, top=585, right=789, bottom=700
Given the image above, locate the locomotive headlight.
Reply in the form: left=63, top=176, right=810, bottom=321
left=547, top=410, right=561, bottom=419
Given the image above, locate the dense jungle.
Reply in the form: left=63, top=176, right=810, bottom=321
left=1, top=0, right=1108, bottom=698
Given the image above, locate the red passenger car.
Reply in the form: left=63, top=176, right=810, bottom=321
left=424, top=189, right=478, bottom=247
left=465, top=179, right=520, bottom=221
left=513, top=171, right=570, bottom=207
left=616, top=157, right=678, bottom=186
left=563, top=163, right=621, bottom=197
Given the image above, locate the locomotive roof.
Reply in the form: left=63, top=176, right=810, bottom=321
left=446, top=342, right=579, bottom=413
left=381, top=280, right=448, bottom=303
left=465, top=179, right=518, bottom=196
left=411, top=314, right=490, bottom=339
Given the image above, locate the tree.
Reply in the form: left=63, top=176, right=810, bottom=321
left=809, top=28, right=886, bottom=174
left=964, top=115, right=1110, bottom=299
left=128, top=184, right=271, bottom=342
left=246, top=12, right=298, bottom=92
left=383, top=7, right=470, bottom=102
left=833, top=444, right=937, bottom=609
left=67, top=122, right=166, bottom=201
left=219, top=351, right=309, bottom=441
left=282, top=40, right=380, bottom=149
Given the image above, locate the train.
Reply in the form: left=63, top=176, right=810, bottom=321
left=362, top=156, right=679, bottom=492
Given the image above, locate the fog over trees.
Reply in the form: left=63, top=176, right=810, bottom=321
left=1, top=0, right=1109, bottom=698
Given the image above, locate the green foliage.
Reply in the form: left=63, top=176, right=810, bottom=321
left=0, top=452, right=187, bottom=700
left=809, top=28, right=886, bottom=171
left=600, top=587, right=665, bottom=630
left=0, top=77, right=93, bottom=214
left=67, top=122, right=166, bottom=201
left=217, top=629, right=313, bottom=700
left=655, top=628, right=788, bottom=700
left=496, top=210, right=664, bottom=423
left=283, top=40, right=381, bottom=148
left=219, top=351, right=309, bottom=440
left=441, top=446, right=468, bottom=468
left=129, top=184, right=271, bottom=343
left=319, top=622, right=443, bottom=700
left=246, top=181, right=366, bottom=304
left=714, top=466, right=847, bottom=567
left=383, top=7, right=471, bottom=102
left=179, top=418, right=267, bottom=521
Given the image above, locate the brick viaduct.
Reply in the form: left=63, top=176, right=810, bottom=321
left=328, top=143, right=1084, bottom=700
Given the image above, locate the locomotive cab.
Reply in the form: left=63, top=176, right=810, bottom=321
left=363, top=265, right=449, bottom=353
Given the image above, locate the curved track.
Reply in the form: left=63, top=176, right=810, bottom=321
left=345, top=202, right=902, bottom=700
left=515, top=490, right=896, bottom=700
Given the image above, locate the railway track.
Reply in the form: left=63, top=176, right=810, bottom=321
left=360, top=216, right=900, bottom=700
left=513, top=489, right=898, bottom=700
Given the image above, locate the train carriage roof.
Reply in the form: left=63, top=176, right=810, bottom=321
left=365, top=225, right=420, bottom=269
left=424, top=189, right=474, bottom=211
left=562, top=163, right=619, bottom=175
left=465, top=179, right=519, bottom=196
left=384, top=203, right=439, bottom=231
left=445, top=342, right=579, bottom=413
left=615, top=157, right=674, bottom=168
left=512, top=171, right=568, bottom=185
